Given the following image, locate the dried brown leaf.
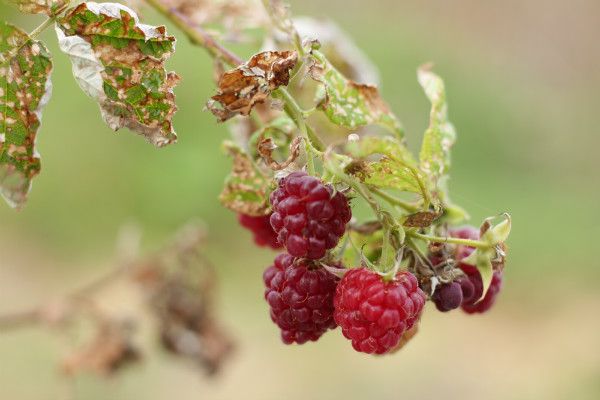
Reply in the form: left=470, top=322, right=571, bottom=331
left=208, top=50, right=297, bottom=122
left=403, top=210, right=442, bottom=228
left=61, top=320, right=140, bottom=376
left=257, top=136, right=301, bottom=171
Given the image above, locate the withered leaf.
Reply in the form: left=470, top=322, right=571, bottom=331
left=5, top=0, right=66, bottom=15
left=254, top=115, right=300, bottom=170
left=61, top=320, right=140, bottom=376
left=208, top=50, right=297, bottom=122
left=257, top=136, right=300, bottom=171
left=219, top=141, right=270, bottom=216
left=56, top=2, right=180, bottom=147
left=403, top=210, right=441, bottom=228
left=0, top=22, right=53, bottom=208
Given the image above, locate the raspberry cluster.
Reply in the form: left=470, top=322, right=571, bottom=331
left=269, top=172, right=351, bottom=260
left=263, top=253, right=338, bottom=344
left=238, top=213, right=282, bottom=250
left=333, top=268, right=426, bottom=354
left=431, top=226, right=503, bottom=314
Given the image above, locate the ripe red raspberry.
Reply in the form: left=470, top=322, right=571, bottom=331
left=263, top=253, right=339, bottom=344
left=431, top=281, right=463, bottom=312
left=238, top=213, right=282, bottom=249
left=333, top=268, right=426, bottom=354
left=459, top=264, right=503, bottom=314
left=269, top=172, right=351, bottom=260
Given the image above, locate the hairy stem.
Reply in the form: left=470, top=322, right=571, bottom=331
left=370, top=187, right=419, bottom=213
left=407, top=231, right=491, bottom=249
left=275, top=88, right=320, bottom=174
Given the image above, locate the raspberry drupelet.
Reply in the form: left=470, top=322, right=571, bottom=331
left=334, top=268, right=426, bottom=354
left=263, top=253, right=339, bottom=344
left=269, top=171, right=351, bottom=260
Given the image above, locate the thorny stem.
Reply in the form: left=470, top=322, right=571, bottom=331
left=407, top=231, right=492, bottom=249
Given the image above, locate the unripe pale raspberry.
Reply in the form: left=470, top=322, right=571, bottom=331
left=238, top=213, right=282, bottom=249
left=263, top=253, right=339, bottom=344
left=270, top=172, right=351, bottom=260
left=333, top=268, right=426, bottom=354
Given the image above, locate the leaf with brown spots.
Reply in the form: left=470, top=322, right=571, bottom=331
left=6, top=0, right=66, bottom=15
left=207, top=50, right=297, bottom=122
left=219, top=141, right=271, bottom=216
left=418, top=64, right=456, bottom=185
left=56, top=2, right=179, bottom=147
left=0, top=21, right=52, bottom=208
left=309, top=50, right=404, bottom=137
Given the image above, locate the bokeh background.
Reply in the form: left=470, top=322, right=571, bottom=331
left=1, top=0, right=599, bottom=399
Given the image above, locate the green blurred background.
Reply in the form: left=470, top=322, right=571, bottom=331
left=1, top=0, right=599, bottom=399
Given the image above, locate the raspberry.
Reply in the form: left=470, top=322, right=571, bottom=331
left=431, top=281, right=463, bottom=312
left=333, top=268, right=426, bottom=354
left=269, top=171, right=351, bottom=260
left=449, top=225, right=479, bottom=260
left=263, top=253, right=339, bottom=344
left=238, top=213, right=282, bottom=249
left=459, top=264, right=503, bottom=314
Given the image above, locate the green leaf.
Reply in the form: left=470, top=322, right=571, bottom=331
left=219, top=141, right=271, bottom=216
left=56, top=2, right=179, bottom=147
left=462, top=248, right=495, bottom=301
left=310, top=50, right=404, bottom=137
left=417, top=64, right=456, bottom=184
left=346, top=136, right=428, bottom=197
left=0, top=21, right=52, bottom=208
left=5, top=0, right=66, bottom=15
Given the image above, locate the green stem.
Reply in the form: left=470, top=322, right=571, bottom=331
left=275, top=87, right=320, bottom=175
left=370, top=187, right=419, bottom=213
left=407, top=231, right=491, bottom=249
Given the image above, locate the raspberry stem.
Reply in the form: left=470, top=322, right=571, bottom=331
left=407, top=231, right=491, bottom=249
left=369, top=187, right=419, bottom=213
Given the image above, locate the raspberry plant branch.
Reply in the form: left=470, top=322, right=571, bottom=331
left=1, top=0, right=512, bottom=359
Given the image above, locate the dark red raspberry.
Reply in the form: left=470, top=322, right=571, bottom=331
left=431, top=281, right=463, bottom=312
left=333, top=268, right=426, bottom=354
left=263, top=253, right=339, bottom=344
left=269, top=172, right=351, bottom=260
left=459, top=264, right=503, bottom=314
left=458, top=276, right=476, bottom=304
left=449, top=225, right=479, bottom=260
left=238, top=213, right=282, bottom=249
